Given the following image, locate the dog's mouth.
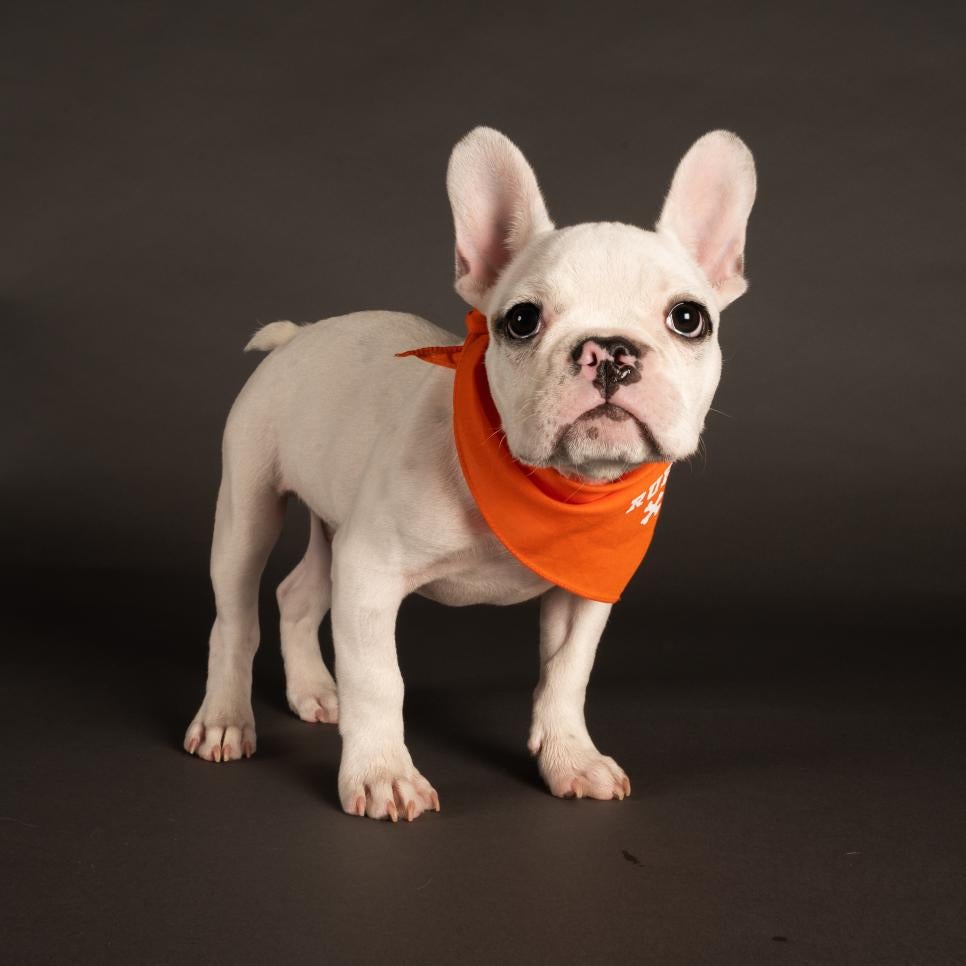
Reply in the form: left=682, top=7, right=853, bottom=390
left=577, top=402, right=633, bottom=423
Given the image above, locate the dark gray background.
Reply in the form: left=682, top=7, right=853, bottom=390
left=2, top=3, right=964, bottom=965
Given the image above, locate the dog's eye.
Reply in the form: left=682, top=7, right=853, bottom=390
left=666, top=301, right=709, bottom=339
left=505, top=302, right=542, bottom=340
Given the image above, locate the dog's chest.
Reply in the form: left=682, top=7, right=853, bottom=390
left=412, top=535, right=551, bottom=607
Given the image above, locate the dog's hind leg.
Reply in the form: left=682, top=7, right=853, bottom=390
left=184, top=423, right=285, bottom=763
left=276, top=511, right=339, bottom=723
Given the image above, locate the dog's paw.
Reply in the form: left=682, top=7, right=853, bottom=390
left=532, top=734, right=631, bottom=801
left=286, top=678, right=339, bottom=724
left=339, top=747, right=440, bottom=822
left=184, top=702, right=256, bottom=762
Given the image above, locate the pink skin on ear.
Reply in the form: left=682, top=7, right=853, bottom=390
left=657, top=130, right=757, bottom=309
left=447, top=126, right=554, bottom=308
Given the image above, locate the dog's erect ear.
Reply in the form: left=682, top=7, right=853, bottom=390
left=657, top=131, right=757, bottom=309
left=447, top=127, right=554, bottom=309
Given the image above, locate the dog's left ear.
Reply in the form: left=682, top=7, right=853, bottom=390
left=447, top=127, right=554, bottom=309
left=657, top=131, right=757, bottom=309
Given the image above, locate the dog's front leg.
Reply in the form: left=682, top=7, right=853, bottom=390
left=528, top=587, right=631, bottom=801
left=330, top=538, right=438, bottom=822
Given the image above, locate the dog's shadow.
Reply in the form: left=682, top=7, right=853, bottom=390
left=42, top=571, right=581, bottom=809
left=239, top=685, right=543, bottom=812
left=402, top=686, right=543, bottom=791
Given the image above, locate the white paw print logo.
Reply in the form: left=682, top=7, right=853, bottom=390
left=625, top=467, right=671, bottom=526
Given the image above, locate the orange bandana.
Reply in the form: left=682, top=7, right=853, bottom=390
left=397, top=310, right=672, bottom=603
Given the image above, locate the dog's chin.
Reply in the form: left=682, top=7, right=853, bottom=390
left=549, top=453, right=642, bottom=482
left=511, top=404, right=667, bottom=483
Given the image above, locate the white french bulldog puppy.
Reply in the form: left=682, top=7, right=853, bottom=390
left=184, top=127, right=756, bottom=821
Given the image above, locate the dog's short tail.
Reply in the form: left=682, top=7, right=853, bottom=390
left=244, top=320, right=301, bottom=353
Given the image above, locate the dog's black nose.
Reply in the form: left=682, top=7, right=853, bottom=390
left=572, top=337, right=642, bottom=399
left=596, top=359, right=635, bottom=399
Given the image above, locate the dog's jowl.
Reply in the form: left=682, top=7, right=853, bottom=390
left=184, top=127, right=757, bottom=821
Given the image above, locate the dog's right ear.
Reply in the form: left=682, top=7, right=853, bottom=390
left=446, top=127, right=554, bottom=310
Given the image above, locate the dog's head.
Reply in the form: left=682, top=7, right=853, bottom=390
left=446, top=127, right=756, bottom=481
